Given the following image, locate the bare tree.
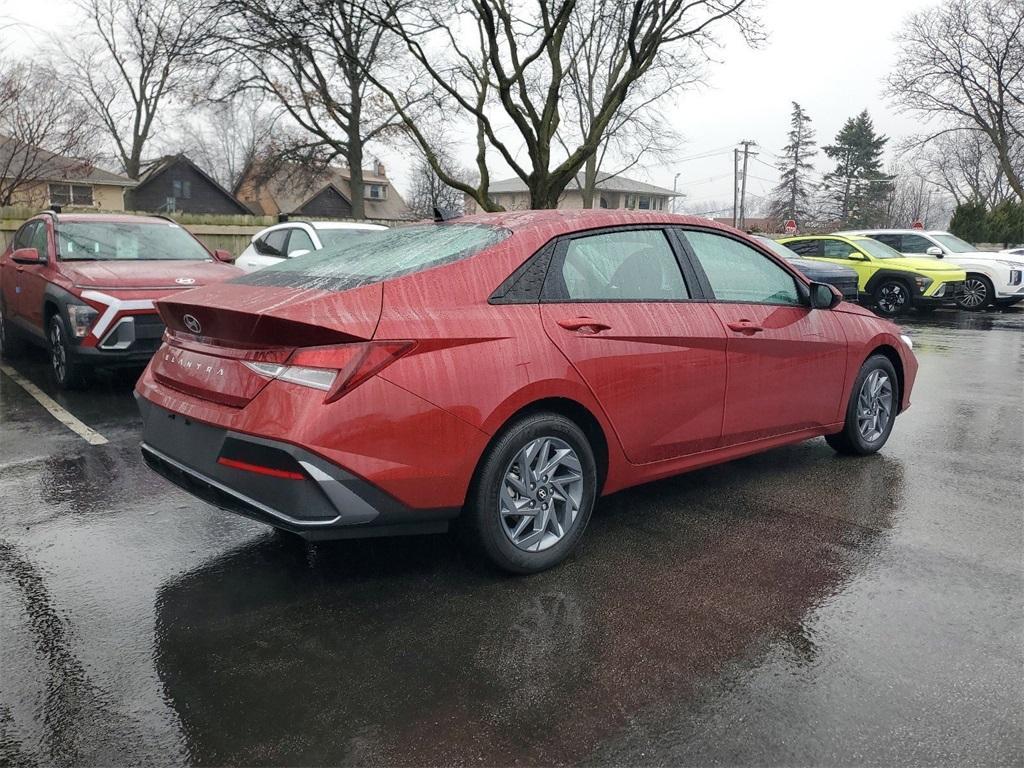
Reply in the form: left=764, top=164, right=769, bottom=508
left=406, top=156, right=469, bottom=219
left=0, top=61, right=99, bottom=207
left=901, top=130, right=1014, bottom=207
left=172, top=93, right=281, bottom=190
left=371, top=0, right=759, bottom=211
left=560, top=0, right=701, bottom=208
left=212, top=0, right=418, bottom=219
left=63, top=0, right=216, bottom=179
left=887, top=0, right=1024, bottom=200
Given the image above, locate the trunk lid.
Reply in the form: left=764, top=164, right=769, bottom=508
left=150, top=281, right=382, bottom=406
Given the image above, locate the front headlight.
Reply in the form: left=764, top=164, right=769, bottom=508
left=66, top=304, right=99, bottom=338
left=900, top=333, right=914, bottom=350
left=913, top=275, right=933, bottom=291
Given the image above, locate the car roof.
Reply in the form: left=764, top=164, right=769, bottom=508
left=311, top=221, right=387, bottom=231
left=844, top=229, right=950, bottom=236
left=782, top=233, right=868, bottom=241
left=455, top=209, right=738, bottom=237
left=39, top=212, right=175, bottom=226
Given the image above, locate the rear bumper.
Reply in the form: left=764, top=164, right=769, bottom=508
left=137, top=396, right=457, bottom=539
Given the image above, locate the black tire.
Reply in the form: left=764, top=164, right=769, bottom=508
left=826, top=355, right=900, bottom=456
left=957, top=274, right=993, bottom=311
left=0, top=304, right=27, bottom=359
left=465, top=412, right=597, bottom=574
left=872, top=279, right=911, bottom=317
left=48, top=314, right=88, bottom=390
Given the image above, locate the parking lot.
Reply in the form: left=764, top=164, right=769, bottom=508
left=1, top=307, right=1021, bottom=767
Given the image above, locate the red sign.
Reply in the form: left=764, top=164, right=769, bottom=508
left=784, top=219, right=797, bottom=234
left=911, top=220, right=924, bottom=230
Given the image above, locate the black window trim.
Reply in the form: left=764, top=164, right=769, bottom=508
left=674, top=225, right=812, bottom=308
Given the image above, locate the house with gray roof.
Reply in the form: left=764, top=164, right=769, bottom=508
left=469, top=172, right=680, bottom=213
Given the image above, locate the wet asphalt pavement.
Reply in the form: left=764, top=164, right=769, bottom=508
left=1, top=308, right=1022, bottom=767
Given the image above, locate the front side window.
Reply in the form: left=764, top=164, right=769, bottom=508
left=899, top=234, right=933, bottom=254
left=931, top=233, right=976, bottom=253
left=57, top=221, right=211, bottom=261
left=14, top=221, right=40, bottom=250
left=685, top=230, right=801, bottom=305
left=823, top=240, right=859, bottom=259
left=287, top=228, right=316, bottom=256
left=237, top=224, right=510, bottom=291
left=555, top=229, right=688, bottom=301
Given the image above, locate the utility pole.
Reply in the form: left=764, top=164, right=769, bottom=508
left=738, top=140, right=757, bottom=230
left=673, top=172, right=681, bottom=214
left=732, top=149, right=740, bottom=227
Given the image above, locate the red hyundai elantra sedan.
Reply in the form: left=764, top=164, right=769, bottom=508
left=136, top=211, right=917, bottom=573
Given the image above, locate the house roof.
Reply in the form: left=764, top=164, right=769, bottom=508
left=0, top=135, right=135, bottom=186
left=488, top=172, right=679, bottom=197
left=135, top=153, right=251, bottom=213
left=237, top=162, right=414, bottom=221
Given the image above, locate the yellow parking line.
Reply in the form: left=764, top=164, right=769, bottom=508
left=0, top=364, right=109, bottom=446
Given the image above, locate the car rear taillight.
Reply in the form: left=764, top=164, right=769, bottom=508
left=242, top=341, right=413, bottom=403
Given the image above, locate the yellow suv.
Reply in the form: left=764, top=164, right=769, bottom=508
left=779, top=234, right=968, bottom=316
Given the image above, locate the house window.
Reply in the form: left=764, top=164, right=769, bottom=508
left=599, top=195, right=609, bottom=209
left=637, top=195, right=652, bottom=210
left=172, top=179, right=192, bottom=199
left=48, top=184, right=94, bottom=206
left=366, top=184, right=388, bottom=200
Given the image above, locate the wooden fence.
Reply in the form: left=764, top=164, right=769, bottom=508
left=0, top=207, right=413, bottom=256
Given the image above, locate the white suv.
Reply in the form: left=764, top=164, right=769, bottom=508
left=236, top=221, right=387, bottom=272
left=843, top=229, right=1024, bottom=310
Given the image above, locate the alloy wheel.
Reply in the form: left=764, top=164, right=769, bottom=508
left=876, top=283, right=908, bottom=315
left=959, top=278, right=988, bottom=309
left=50, top=322, right=67, bottom=382
left=856, top=370, right=893, bottom=442
left=499, top=436, right=584, bottom=552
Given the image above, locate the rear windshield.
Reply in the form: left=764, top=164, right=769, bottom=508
left=57, top=221, right=211, bottom=261
left=236, top=223, right=510, bottom=290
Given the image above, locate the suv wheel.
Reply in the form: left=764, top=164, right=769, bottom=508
left=465, top=412, right=597, bottom=574
left=0, top=305, right=27, bottom=359
left=826, top=355, right=899, bottom=455
left=957, top=275, right=993, bottom=311
left=873, top=279, right=911, bottom=317
left=48, top=314, right=88, bottom=390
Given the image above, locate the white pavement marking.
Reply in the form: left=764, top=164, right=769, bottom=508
left=0, top=363, right=109, bottom=446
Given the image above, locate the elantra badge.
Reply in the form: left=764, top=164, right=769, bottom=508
left=175, top=277, right=196, bottom=285
left=182, top=314, right=202, bottom=334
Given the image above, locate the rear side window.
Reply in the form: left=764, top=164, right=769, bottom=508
left=785, top=239, right=821, bottom=256
left=237, top=224, right=510, bottom=291
left=555, top=230, right=689, bottom=301
left=685, top=231, right=801, bottom=305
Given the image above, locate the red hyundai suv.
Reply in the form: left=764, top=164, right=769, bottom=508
left=0, top=212, right=240, bottom=388
left=136, top=210, right=918, bottom=573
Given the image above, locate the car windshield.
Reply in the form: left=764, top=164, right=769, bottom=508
left=315, top=229, right=380, bottom=249
left=754, top=236, right=800, bottom=259
left=932, top=233, right=977, bottom=253
left=237, top=224, right=510, bottom=290
left=854, top=238, right=903, bottom=259
left=57, top=221, right=211, bottom=261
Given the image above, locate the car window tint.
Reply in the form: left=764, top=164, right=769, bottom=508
left=871, top=233, right=902, bottom=250
left=559, top=230, right=688, bottom=301
left=262, top=229, right=288, bottom=257
left=900, top=234, right=932, bottom=253
left=14, top=222, right=39, bottom=251
left=287, top=228, right=316, bottom=256
left=784, top=239, right=820, bottom=256
left=686, top=231, right=801, bottom=305
left=823, top=240, right=858, bottom=259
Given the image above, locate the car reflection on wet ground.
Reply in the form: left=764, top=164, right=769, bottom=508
left=1, top=308, right=1022, bottom=767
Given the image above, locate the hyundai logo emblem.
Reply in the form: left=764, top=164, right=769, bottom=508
left=182, top=314, right=202, bottom=334
left=175, top=277, right=196, bottom=285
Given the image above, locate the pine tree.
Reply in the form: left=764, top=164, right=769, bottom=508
left=822, top=110, right=891, bottom=226
left=769, top=102, right=818, bottom=225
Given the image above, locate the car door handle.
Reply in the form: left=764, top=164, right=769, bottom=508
left=726, top=320, right=764, bottom=334
left=557, top=318, right=611, bottom=334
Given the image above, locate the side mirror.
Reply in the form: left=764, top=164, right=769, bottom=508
left=810, top=281, right=842, bottom=309
left=212, top=248, right=236, bottom=264
left=288, top=248, right=310, bottom=259
left=11, top=247, right=42, bottom=264
left=848, top=251, right=869, bottom=261
left=925, top=246, right=943, bottom=257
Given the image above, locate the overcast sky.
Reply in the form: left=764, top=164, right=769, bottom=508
left=3, top=0, right=937, bottom=209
